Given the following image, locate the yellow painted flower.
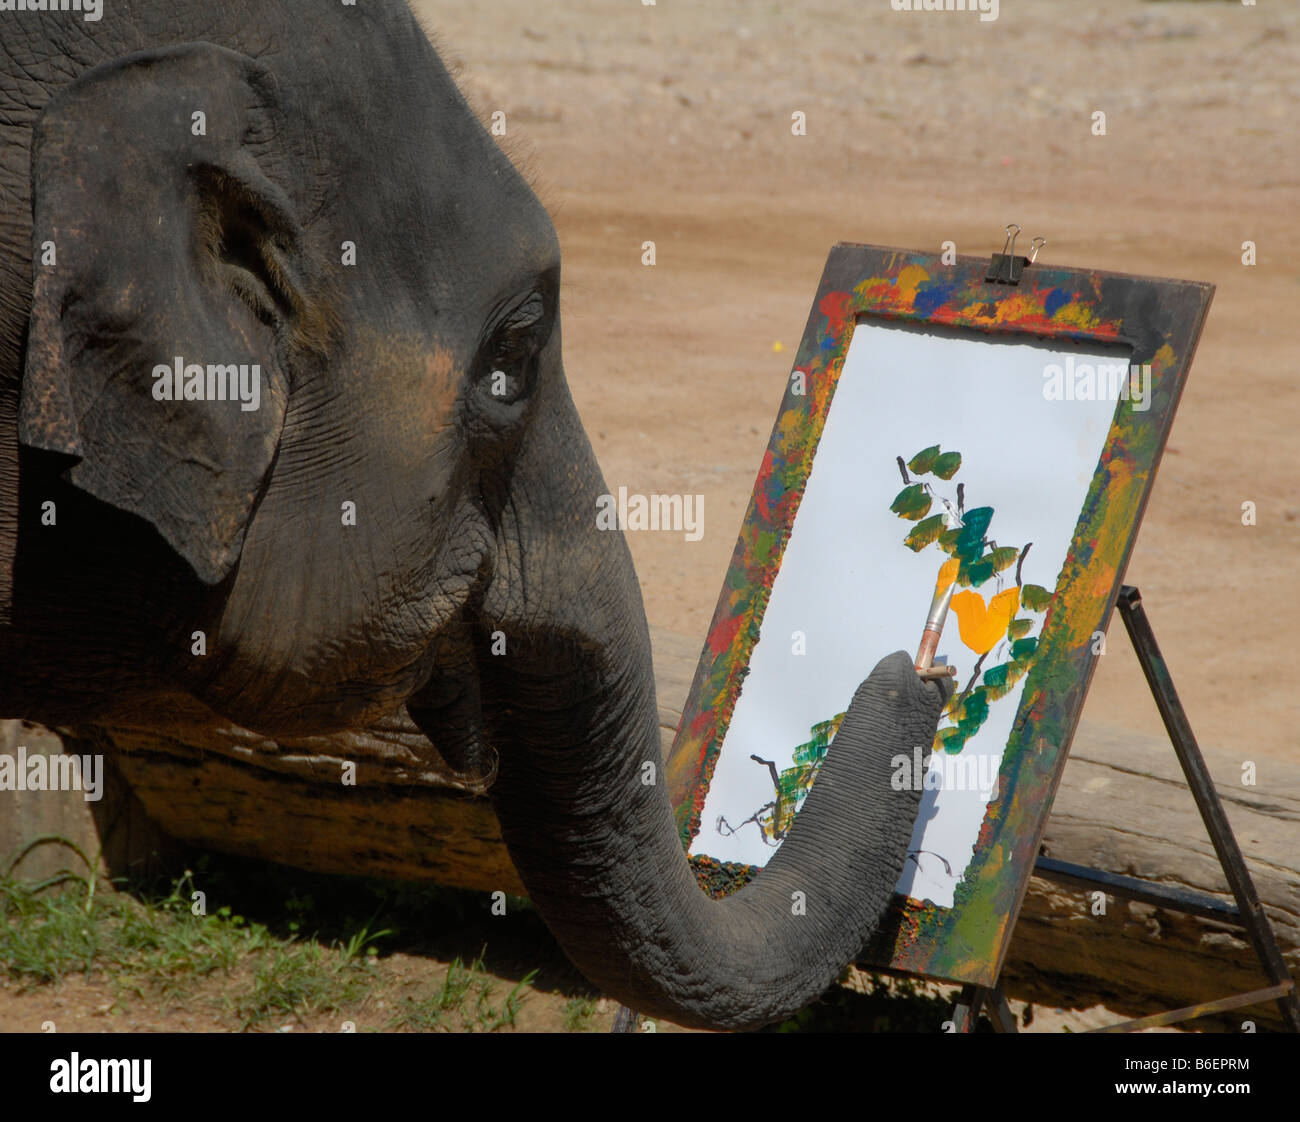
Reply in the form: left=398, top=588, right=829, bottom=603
left=951, top=586, right=1020, bottom=655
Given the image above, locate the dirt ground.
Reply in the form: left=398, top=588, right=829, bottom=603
left=4, top=1, right=1296, bottom=1033
left=0, top=956, right=1161, bottom=1034
left=427, top=0, right=1299, bottom=762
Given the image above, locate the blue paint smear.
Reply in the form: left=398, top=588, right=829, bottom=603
left=1044, top=288, right=1070, bottom=316
left=914, top=282, right=956, bottom=318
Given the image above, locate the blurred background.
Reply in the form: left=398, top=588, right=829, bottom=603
left=425, top=0, right=1299, bottom=765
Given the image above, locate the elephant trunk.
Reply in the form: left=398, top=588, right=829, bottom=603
left=476, top=374, right=945, bottom=1031
left=482, top=630, right=940, bottom=1031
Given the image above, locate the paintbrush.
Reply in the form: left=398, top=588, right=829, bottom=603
left=915, top=568, right=958, bottom=681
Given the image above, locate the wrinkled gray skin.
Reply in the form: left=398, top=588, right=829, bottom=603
left=0, top=1, right=948, bottom=1029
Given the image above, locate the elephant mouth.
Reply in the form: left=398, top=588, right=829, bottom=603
left=406, top=616, right=497, bottom=790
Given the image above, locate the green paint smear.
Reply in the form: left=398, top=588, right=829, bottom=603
left=955, top=507, right=992, bottom=556
left=932, top=451, right=962, bottom=480
left=730, top=713, right=847, bottom=844
left=908, top=445, right=942, bottom=474
left=985, top=546, right=1020, bottom=576
left=907, top=445, right=962, bottom=480
left=939, top=687, right=992, bottom=754
left=964, top=557, right=995, bottom=587
left=1011, top=636, right=1038, bottom=661
left=904, top=513, right=946, bottom=551
left=982, top=663, right=1010, bottom=690
left=891, top=483, right=932, bottom=521
left=1020, top=583, right=1052, bottom=612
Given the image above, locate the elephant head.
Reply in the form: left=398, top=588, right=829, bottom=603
left=0, top=2, right=947, bottom=1030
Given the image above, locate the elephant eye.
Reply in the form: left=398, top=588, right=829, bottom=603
left=482, top=333, right=535, bottom=405
left=479, top=293, right=549, bottom=408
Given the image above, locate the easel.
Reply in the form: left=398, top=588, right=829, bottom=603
left=949, top=585, right=1300, bottom=1033
left=615, top=233, right=1296, bottom=1033
left=615, top=585, right=1299, bottom=1034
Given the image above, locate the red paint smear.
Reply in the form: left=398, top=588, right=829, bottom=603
left=690, top=707, right=713, bottom=739
left=706, top=611, right=744, bottom=658
left=752, top=450, right=777, bottom=521
left=819, top=290, right=853, bottom=335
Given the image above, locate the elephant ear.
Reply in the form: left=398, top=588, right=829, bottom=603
left=20, top=43, right=315, bottom=585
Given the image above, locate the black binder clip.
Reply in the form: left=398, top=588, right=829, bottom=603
left=985, top=223, right=1024, bottom=285
left=985, top=227, right=1046, bottom=286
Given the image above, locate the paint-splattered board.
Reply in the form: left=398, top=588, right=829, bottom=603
left=668, top=244, right=1212, bottom=987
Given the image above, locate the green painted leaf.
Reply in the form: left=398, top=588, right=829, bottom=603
left=986, top=546, right=1020, bottom=575
left=935, top=726, right=965, bottom=754
left=938, top=527, right=962, bottom=555
left=1011, top=636, right=1039, bottom=662
left=890, top=483, right=932, bottom=521
left=904, top=513, right=947, bottom=551
left=1007, top=617, right=1034, bottom=640
left=983, top=661, right=1025, bottom=702
left=954, top=688, right=990, bottom=742
left=963, top=557, right=995, bottom=587
left=1021, top=584, right=1052, bottom=612
left=959, top=506, right=993, bottom=536
left=932, top=451, right=962, bottom=480
left=955, top=507, right=993, bottom=561
left=908, top=445, right=941, bottom=474
left=982, top=663, right=1010, bottom=690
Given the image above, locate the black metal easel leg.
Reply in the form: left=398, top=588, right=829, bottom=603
left=1116, top=585, right=1300, bottom=1032
left=951, top=984, right=1017, bottom=1033
left=950, top=984, right=982, bottom=1033
left=611, top=1005, right=639, bottom=1033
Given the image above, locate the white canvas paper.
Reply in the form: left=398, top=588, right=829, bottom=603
left=690, top=320, right=1126, bottom=907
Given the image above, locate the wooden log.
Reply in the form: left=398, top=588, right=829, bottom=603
left=1002, top=720, right=1300, bottom=1029
left=2, top=626, right=1296, bottom=1027
left=48, top=718, right=529, bottom=895
left=0, top=719, right=179, bottom=884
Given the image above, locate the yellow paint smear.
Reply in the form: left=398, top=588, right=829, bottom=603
left=895, top=264, right=931, bottom=305
left=951, top=586, right=1021, bottom=655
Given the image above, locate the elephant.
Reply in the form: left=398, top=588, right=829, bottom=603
left=0, top=1, right=949, bottom=1030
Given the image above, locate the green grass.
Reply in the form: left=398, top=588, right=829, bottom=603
left=232, top=939, right=372, bottom=1030
left=0, top=844, right=544, bottom=1031
left=387, top=949, right=536, bottom=1033
left=2, top=840, right=1005, bottom=1033
left=0, top=852, right=261, bottom=988
left=563, top=994, right=600, bottom=1032
left=1, top=861, right=273, bottom=1007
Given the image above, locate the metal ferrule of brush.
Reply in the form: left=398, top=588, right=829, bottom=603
left=915, top=579, right=957, bottom=671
